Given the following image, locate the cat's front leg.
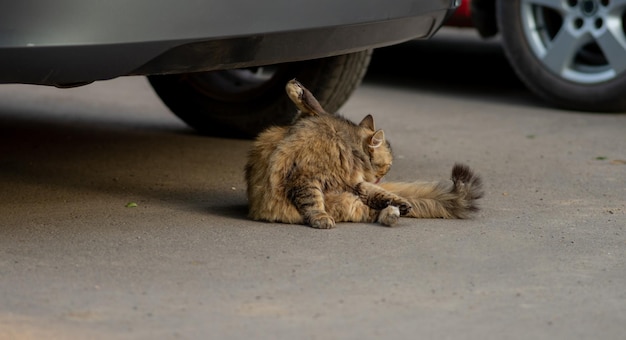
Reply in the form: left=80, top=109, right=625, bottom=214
left=324, top=192, right=400, bottom=227
left=355, top=182, right=412, bottom=216
left=309, top=215, right=335, bottom=229
left=288, top=184, right=335, bottom=229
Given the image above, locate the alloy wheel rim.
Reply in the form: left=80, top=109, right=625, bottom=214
left=520, top=0, right=626, bottom=83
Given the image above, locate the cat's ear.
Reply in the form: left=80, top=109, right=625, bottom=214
left=369, top=129, right=385, bottom=149
left=359, top=114, right=375, bottom=130
left=285, top=79, right=327, bottom=116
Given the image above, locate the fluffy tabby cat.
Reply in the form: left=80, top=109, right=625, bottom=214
left=245, top=79, right=483, bottom=229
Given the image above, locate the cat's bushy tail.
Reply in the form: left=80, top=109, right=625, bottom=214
left=378, top=163, right=484, bottom=219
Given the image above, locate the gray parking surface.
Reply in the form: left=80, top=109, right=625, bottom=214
left=1, top=30, right=625, bottom=339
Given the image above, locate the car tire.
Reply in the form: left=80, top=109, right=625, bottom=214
left=496, top=0, right=626, bottom=112
left=148, top=50, right=372, bottom=138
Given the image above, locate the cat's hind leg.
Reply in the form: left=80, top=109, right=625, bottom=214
left=288, top=183, right=335, bottom=229
left=285, top=79, right=327, bottom=117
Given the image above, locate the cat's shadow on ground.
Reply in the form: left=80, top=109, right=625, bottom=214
left=0, top=109, right=254, bottom=223
left=205, top=202, right=250, bottom=221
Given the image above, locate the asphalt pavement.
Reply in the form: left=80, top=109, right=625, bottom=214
left=1, top=29, right=625, bottom=339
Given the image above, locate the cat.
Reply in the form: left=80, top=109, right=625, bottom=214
left=244, top=79, right=483, bottom=229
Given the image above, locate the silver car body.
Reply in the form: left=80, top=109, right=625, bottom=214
left=0, top=0, right=457, bottom=86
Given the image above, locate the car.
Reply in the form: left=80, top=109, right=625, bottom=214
left=0, top=0, right=459, bottom=138
left=445, top=0, right=626, bottom=112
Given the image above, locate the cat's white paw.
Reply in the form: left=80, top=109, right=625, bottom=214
left=378, top=206, right=400, bottom=227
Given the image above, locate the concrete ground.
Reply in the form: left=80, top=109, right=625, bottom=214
left=1, top=29, right=625, bottom=339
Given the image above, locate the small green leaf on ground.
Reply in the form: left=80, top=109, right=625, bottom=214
left=595, top=156, right=608, bottom=161
left=125, top=202, right=138, bottom=208
left=526, top=134, right=535, bottom=139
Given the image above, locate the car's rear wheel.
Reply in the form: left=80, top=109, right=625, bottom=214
left=497, top=0, right=626, bottom=112
left=148, top=50, right=372, bottom=138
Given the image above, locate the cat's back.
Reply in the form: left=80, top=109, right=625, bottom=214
left=285, top=113, right=360, bottom=149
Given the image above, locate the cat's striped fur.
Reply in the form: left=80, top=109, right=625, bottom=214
left=244, top=80, right=483, bottom=228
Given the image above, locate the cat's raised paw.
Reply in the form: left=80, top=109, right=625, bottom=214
left=309, top=214, right=336, bottom=229
left=378, top=205, right=400, bottom=227
left=392, top=198, right=412, bottom=216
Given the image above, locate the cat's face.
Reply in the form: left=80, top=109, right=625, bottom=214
left=368, top=134, right=392, bottom=183
left=359, top=115, right=393, bottom=183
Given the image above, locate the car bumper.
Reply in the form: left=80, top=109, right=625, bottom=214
left=0, top=0, right=458, bottom=86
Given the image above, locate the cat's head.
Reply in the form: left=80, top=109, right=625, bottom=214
left=359, top=114, right=392, bottom=184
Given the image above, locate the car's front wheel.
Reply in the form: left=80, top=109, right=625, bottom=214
left=497, top=0, right=626, bottom=112
left=148, top=50, right=372, bottom=138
